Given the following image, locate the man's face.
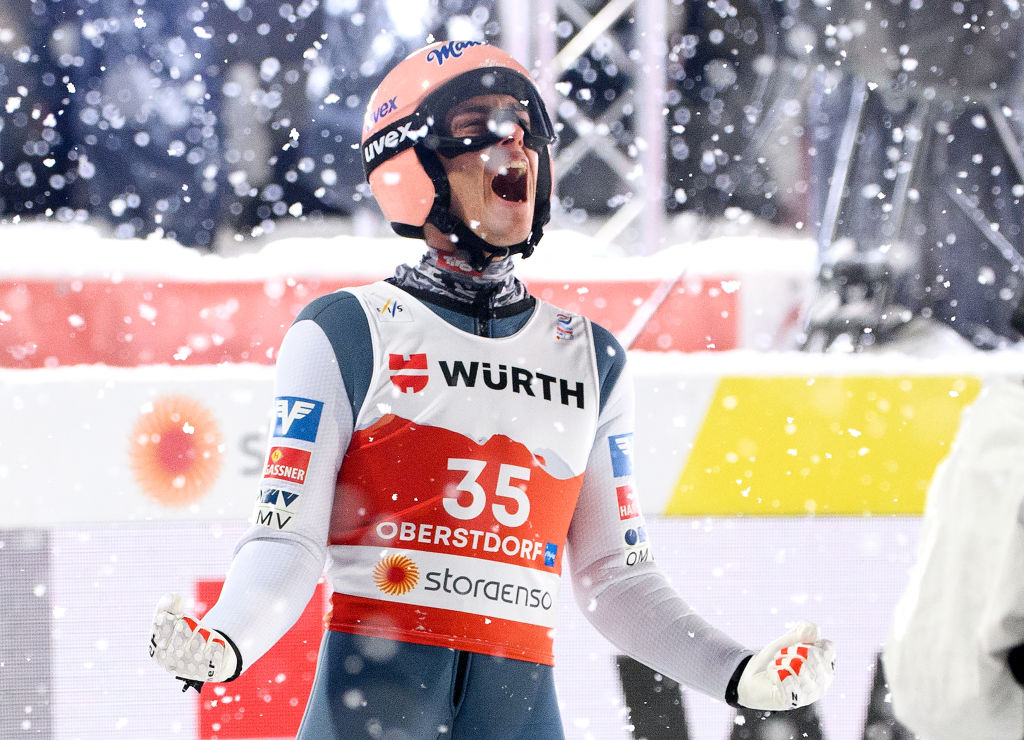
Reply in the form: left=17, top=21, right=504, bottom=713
left=439, top=94, right=540, bottom=248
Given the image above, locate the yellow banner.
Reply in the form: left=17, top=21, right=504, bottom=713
left=667, top=375, right=981, bottom=516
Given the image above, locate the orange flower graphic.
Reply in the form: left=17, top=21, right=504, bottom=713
left=129, top=395, right=223, bottom=507
left=373, top=554, right=420, bottom=596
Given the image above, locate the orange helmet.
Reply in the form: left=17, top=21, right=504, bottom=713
left=360, top=40, right=555, bottom=268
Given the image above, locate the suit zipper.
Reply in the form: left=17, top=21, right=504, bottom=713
left=472, top=288, right=495, bottom=337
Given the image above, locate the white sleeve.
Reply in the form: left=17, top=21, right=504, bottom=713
left=566, top=359, right=752, bottom=701
left=884, top=380, right=1024, bottom=739
left=976, top=387, right=1024, bottom=671
left=202, top=319, right=352, bottom=670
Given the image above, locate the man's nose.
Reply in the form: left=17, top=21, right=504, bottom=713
left=499, top=122, right=525, bottom=146
left=490, top=112, right=526, bottom=145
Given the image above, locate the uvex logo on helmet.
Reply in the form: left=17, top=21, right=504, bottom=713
left=363, top=118, right=429, bottom=172
left=366, top=96, right=398, bottom=131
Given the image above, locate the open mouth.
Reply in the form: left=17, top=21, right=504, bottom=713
left=490, top=160, right=529, bottom=202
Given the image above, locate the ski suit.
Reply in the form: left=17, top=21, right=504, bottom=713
left=202, top=251, right=752, bottom=738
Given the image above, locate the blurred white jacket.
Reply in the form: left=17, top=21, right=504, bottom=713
left=883, top=379, right=1024, bottom=740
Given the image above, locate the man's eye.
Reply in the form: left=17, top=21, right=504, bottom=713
left=490, top=117, right=530, bottom=136
left=449, top=111, right=530, bottom=137
left=451, top=121, right=487, bottom=136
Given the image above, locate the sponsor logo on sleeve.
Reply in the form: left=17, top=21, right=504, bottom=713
left=623, top=526, right=647, bottom=547
left=608, top=433, right=634, bottom=477
left=259, top=487, right=301, bottom=508
left=263, top=446, right=311, bottom=485
left=389, top=353, right=429, bottom=393
left=555, top=313, right=574, bottom=341
left=623, top=525, right=650, bottom=566
left=609, top=432, right=648, bottom=564
left=273, top=397, right=323, bottom=443
left=616, top=484, right=639, bottom=520
left=252, top=487, right=301, bottom=530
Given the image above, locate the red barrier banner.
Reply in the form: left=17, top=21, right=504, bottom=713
left=195, top=581, right=327, bottom=739
left=0, top=277, right=739, bottom=367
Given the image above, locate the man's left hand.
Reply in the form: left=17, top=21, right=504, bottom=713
left=737, top=621, right=836, bottom=710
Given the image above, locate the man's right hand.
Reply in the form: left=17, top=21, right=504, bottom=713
left=149, top=593, right=242, bottom=693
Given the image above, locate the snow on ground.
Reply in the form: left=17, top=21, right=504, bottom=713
left=0, top=216, right=818, bottom=281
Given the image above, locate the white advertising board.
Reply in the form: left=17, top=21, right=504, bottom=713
left=28, top=517, right=917, bottom=739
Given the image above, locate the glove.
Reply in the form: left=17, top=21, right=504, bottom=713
left=148, top=593, right=242, bottom=693
left=1010, top=644, right=1024, bottom=687
left=736, top=621, right=836, bottom=710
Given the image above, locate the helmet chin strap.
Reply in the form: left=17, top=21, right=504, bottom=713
left=437, top=213, right=539, bottom=273
left=415, top=139, right=547, bottom=272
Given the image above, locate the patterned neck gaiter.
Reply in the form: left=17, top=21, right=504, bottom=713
left=391, top=248, right=530, bottom=308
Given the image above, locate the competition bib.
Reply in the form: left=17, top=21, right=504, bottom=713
left=325, top=282, right=600, bottom=664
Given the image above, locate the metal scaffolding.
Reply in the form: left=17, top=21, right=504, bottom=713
left=499, top=0, right=667, bottom=253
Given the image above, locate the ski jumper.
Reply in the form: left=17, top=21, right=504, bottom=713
left=201, top=253, right=753, bottom=738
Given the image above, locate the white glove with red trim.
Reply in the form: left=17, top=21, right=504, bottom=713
left=737, top=621, right=836, bottom=710
left=148, top=593, right=242, bottom=693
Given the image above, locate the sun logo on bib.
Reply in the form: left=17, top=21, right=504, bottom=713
left=373, top=554, right=420, bottom=596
